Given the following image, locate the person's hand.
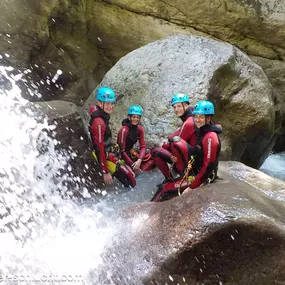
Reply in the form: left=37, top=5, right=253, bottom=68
left=103, top=173, right=113, bottom=184
left=170, top=155, right=177, bottom=163
left=160, top=139, right=168, bottom=147
left=132, top=159, right=142, bottom=171
left=182, top=187, right=193, bottom=195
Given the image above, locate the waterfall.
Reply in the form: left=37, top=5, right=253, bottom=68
left=0, top=64, right=163, bottom=284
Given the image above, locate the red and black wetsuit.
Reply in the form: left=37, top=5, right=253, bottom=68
left=164, top=107, right=196, bottom=149
left=117, top=119, right=146, bottom=166
left=89, top=106, right=136, bottom=188
left=190, top=124, right=222, bottom=189
left=89, top=105, right=113, bottom=174
left=151, top=107, right=196, bottom=179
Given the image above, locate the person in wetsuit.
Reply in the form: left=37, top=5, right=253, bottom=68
left=187, top=100, right=222, bottom=189
left=151, top=93, right=196, bottom=183
left=89, top=87, right=136, bottom=187
left=117, top=105, right=154, bottom=173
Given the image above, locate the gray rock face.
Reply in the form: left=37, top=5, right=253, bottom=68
left=97, top=0, right=285, bottom=60
left=85, top=34, right=275, bottom=168
left=95, top=161, right=285, bottom=285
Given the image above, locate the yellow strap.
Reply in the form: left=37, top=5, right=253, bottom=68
left=178, top=156, right=195, bottom=195
left=91, top=151, right=117, bottom=174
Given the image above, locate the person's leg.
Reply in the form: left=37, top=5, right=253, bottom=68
left=151, top=147, right=173, bottom=179
left=105, top=152, right=121, bottom=174
left=108, top=152, right=136, bottom=187
left=140, top=158, right=155, bottom=171
left=169, top=136, right=195, bottom=174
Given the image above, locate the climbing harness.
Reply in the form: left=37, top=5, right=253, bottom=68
left=130, top=149, right=152, bottom=162
left=91, top=149, right=126, bottom=174
left=178, top=155, right=195, bottom=196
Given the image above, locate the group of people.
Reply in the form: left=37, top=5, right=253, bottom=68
left=88, top=86, right=222, bottom=196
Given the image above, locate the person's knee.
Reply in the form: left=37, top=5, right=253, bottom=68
left=151, top=147, right=160, bottom=157
left=168, top=136, right=181, bottom=143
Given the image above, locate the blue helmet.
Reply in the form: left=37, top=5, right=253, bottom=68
left=96, top=87, right=116, bottom=102
left=128, top=105, right=143, bottom=116
left=171, top=93, right=190, bottom=106
left=193, top=100, right=215, bottom=115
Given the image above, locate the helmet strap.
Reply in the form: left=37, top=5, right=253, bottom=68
left=182, top=102, right=189, bottom=114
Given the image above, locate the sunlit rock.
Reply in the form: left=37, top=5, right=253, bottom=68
left=89, top=0, right=285, bottom=61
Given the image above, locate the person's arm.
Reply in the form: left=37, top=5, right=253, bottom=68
left=190, top=132, right=219, bottom=189
left=117, top=126, right=133, bottom=166
left=178, top=118, right=195, bottom=145
left=91, top=117, right=109, bottom=173
left=168, top=128, right=180, bottom=139
left=161, top=127, right=181, bottom=150
left=137, top=126, right=146, bottom=159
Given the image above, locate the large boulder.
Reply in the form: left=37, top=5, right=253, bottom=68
left=86, top=2, right=285, bottom=145
left=84, top=34, right=276, bottom=168
left=94, top=161, right=285, bottom=285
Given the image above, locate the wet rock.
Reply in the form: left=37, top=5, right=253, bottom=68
left=34, top=100, right=103, bottom=197
left=96, top=161, right=285, bottom=285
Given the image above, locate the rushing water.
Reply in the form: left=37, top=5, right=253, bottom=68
left=0, top=65, right=163, bottom=285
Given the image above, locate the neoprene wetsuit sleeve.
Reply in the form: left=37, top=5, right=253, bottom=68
left=91, top=117, right=109, bottom=173
left=117, top=126, right=133, bottom=166
left=178, top=118, right=196, bottom=147
left=138, top=126, right=146, bottom=159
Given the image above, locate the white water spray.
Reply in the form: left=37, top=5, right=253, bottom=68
left=0, top=60, right=168, bottom=285
left=0, top=65, right=122, bottom=284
